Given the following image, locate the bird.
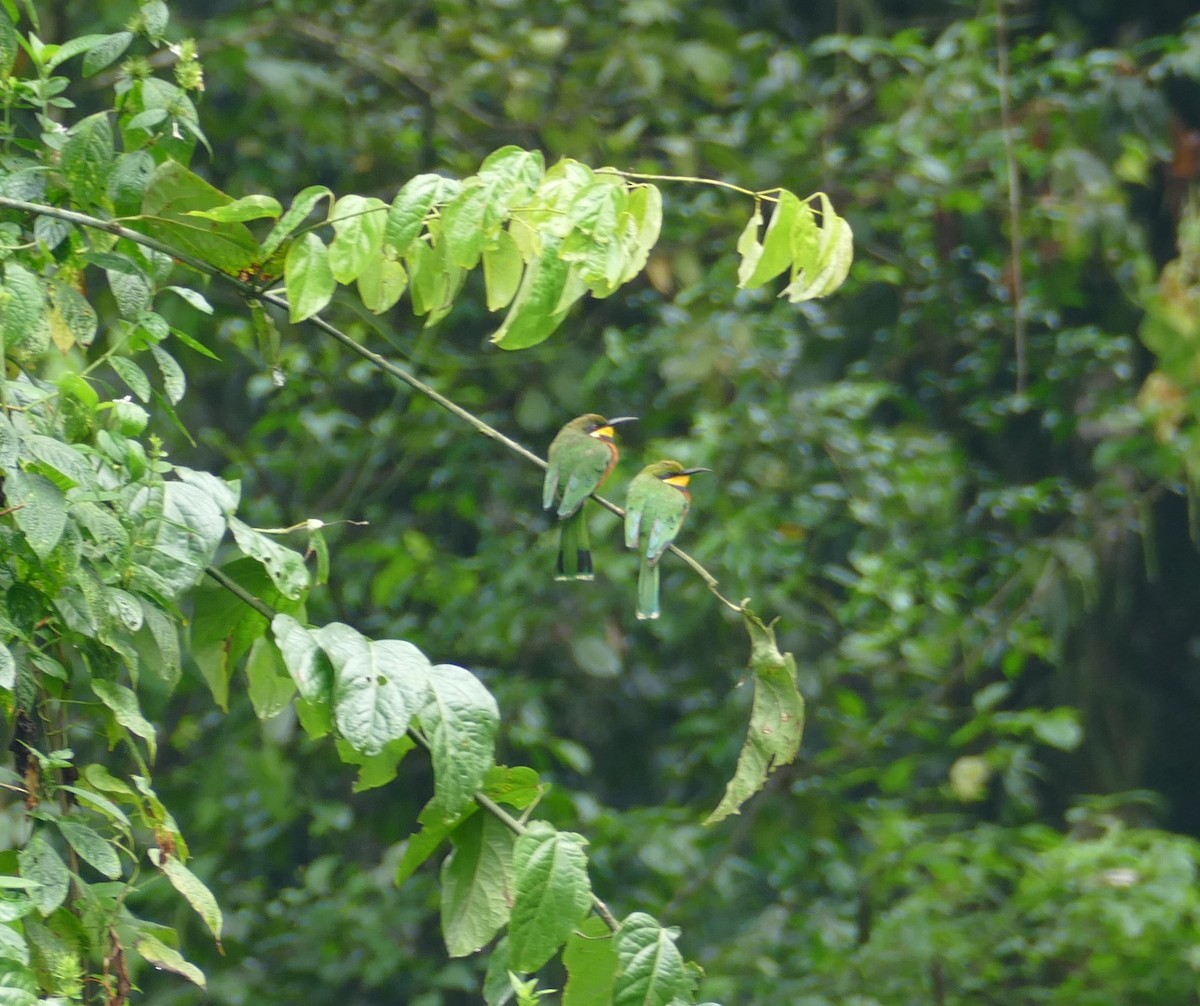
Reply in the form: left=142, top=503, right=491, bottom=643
left=543, top=414, right=637, bottom=580
left=624, top=460, right=710, bottom=619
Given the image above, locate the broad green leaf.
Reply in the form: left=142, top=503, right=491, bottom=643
left=739, top=190, right=802, bottom=289
left=0, top=922, right=28, bottom=965
left=17, top=835, right=69, bottom=916
left=515, top=159, right=597, bottom=253
left=0, top=644, right=14, bottom=691
left=563, top=916, right=618, bottom=1006
left=91, top=679, right=157, bottom=761
left=164, top=285, right=213, bottom=314
left=0, top=17, right=17, bottom=76
left=706, top=610, right=805, bottom=824
left=186, top=193, right=282, bottom=223
left=48, top=281, right=97, bottom=349
left=175, top=466, right=241, bottom=515
left=334, top=735, right=415, bottom=792
left=0, top=413, right=18, bottom=470
left=2, top=264, right=47, bottom=355
left=5, top=471, right=66, bottom=559
left=150, top=345, right=186, bottom=404
left=405, top=238, right=439, bottom=317
left=483, top=230, right=523, bottom=311
left=0, top=963, right=38, bottom=1006
left=107, top=150, right=155, bottom=216
left=618, top=183, right=663, bottom=284
left=130, top=479, right=226, bottom=598
left=57, top=786, right=131, bottom=829
left=285, top=232, right=335, bottom=322
left=440, top=813, right=515, bottom=958
left=271, top=614, right=333, bottom=706
left=245, top=637, right=296, bottom=720
left=440, top=184, right=493, bottom=270
left=135, top=160, right=259, bottom=276
left=782, top=210, right=853, bottom=302
left=489, top=236, right=571, bottom=350
left=385, top=173, right=456, bottom=260
left=82, top=31, right=133, bottom=76
left=482, top=939, right=514, bottom=1006
left=227, top=517, right=309, bottom=600
left=136, top=935, right=206, bottom=989
left=356, top=255, right=407, bottom=314
left=109, top=355, right=151, bottom=401
left=45, top=32, right=112, bottom=69
left=261, top=184, right=332, bottom=262
left=316, top=623, right=431, bottom=755
left=395, top=795, right=478, bottom=887
left=422, top=663, right=499, bottom=816
left=61, top=112, right=114, bottom=207
left=138, top=601, right=181, bottom=688
left=148, top=849, right=222, bottom=943
left=328, top=195, right=387, bottom=284
left=55, top=819, right=121, bottom=879
left=613, top=913, right=686, bottom=1006
left=22, top=433, right=94, bottom=490
left=508, top=822, right=592, bottom=973
left=141, top=0, right=169, bottom=38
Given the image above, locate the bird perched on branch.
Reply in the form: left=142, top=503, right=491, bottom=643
left=624, top=460, right=710, bottom=619
left=543, top=414, right=636, bottom=580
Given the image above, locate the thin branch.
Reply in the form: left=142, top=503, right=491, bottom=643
left=995, top=0, right=1027, bottom=395
left=0, top=195, right=745, bottom=614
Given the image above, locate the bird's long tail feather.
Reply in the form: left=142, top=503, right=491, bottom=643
left=556, top=508, right=594, bottom=581
left=636, top=558, right=660, bottom=619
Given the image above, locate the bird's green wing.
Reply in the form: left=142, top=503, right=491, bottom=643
left=644, top=488, right=689, bottom=562
left=624, top=473, right=655, bottom=548
left=556, top=438, right=613, bottom=517
left=542, top=455, right=560, bottom=510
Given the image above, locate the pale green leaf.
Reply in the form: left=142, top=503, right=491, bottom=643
left=150, top=345, right=186, bottom=404
left=395, top=796, right=478, bottom=887
left=163, top=285, right=213, bottom=314
left=328, top=195, right=387, bottom=285
left=245, top=637, right=296, bottom=720
left=316, top=623, right=431, bottom=755
left=563, top=916, right=618, bottom=1006
left=335, top=735, right=415, bottom=792
left=48, top=280, right=97, bottom=348
left=108, top=355, right=151, bottom=401
left=0, top=413, right=18, bottom=470
left=91, top=679, right=157, bottom=761
left=82, top=31, right=133, bottom=76
left=261, top=184, right=332, bottom=262
left=618, top=183, right=663, bottom=284
left=0, top=963, right=38, bottom=1006
left=148, top=849, right=223, bottom=943
left=130, top=480, right=227, bottom=598
left=739, top=190, right=802, bottom=289
left=1, top=263, right=47, bottom=354
left=185, top=193, right=282, bottom=223
left=613, top=913, right=686, bottom=1006
left=5, top=471, right=66, bottom=559
left=17, top=835, right=69, bottom=917
left=227, top=516, right=309, bottom=600
left=136, top=935, right=206, bottom=989
left=508, top=822, right=592, bottom=973
left=483, top=230, right=523, bottom=311
left=0, top=17, right=17, bottom=77
left=0, top=923, right=29, bottom=966
left=356, top=255, right=408, bottom=314
left=489, top=236, right=571, bottom=350
left=706, top=610, right=805, bottom=824
left=0, top=644, right=14, bottom=692
left=61, top=112, right=114, bottom=207
left=385, top=173, right=458, bottom=260
left=285, top=232, right=335, bottom=322
left=271, top=614, right=333, bottom=707
left=55, top=819, right=121, bottom=879
left=441, top=813, right=515, bottom=958
left=422, top=663, right=499, bottom=816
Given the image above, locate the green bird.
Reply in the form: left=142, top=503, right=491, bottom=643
left=543, top=414, right=637, bottom=580
left=624, top=460, right=711, bottom=620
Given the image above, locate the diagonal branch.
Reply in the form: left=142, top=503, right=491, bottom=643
left=0, top=195, right=744, bottom=613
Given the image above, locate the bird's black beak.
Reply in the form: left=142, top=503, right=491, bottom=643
left=679, top=467, right=712, bottom=476
left=605, top=416, right=638, bottom=427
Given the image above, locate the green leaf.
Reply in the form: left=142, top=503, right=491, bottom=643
left=613, top=913, right=686, bottom=1006
left=508, top=822, right=592, bottom=973
left=23, top=433, right=94, bottom=490
left=150, top=344, right=186, bottom=404
left=0, top=963, right=38, bottom=1006
left=482, top=938, right=514, bottom=1006
left=271, top=614, right=333, bottom=707
left=0, top=644, right=14, bottom=692
left=439, top=149, right=542, bottom=271
left=108, top=150, right=155, bottom=216
left=245, top=637, right=296, bottom=720
left=82, top=31, right=133, bottom=76
left=55, top=819, right=121, bottom=879
left=441, top=813, right=515, bottom=958
left=422, top=663, right=499, bottom=817
left=328, top=195, right=387, bottom=285
left=738, top=190, right=801, bottom=289
left=48, top=281, right=97, bottom=349
left=45, top=32, right=112, bottom=69
left=135, top=160, right=260, bottom=276
left=489, top=235, right=571, bottom=350
left=227, top=517, right=310, bottom=600
left=163, top=285, right=213, bottom=314
left=130, top=479, right=227, bottom=598
left=334, top=735, right=415, bottom=792
left=481, top=766, right=544, bottom=811
left=17, top=835, right=69, bottom=916
left=5, top=471, right=66, bottom=559
left=261, top=184, right=332, bottom=262
left=618, top=183, right=663, bottom=284
left=284, top=232, right=336, bottom=322
left=563, top=916, right=618, bottom=1006
left=0, top=413, right=18, bottom=470
left=316, top=623, right=431, bottom=755
left=61, top=112, right=114, bottom=207
left=395, top=795, right=478, bottom=887
left=384, top=173, right=458, bottom=260
left=0, top=17, right=17, bottom=76
left=483, top=230, right=524, bottom=312
left=136, top=935, right=206, bottom=989
left=186, top=193, right=282, bottom=223
left=91, top=679, right=157, bottom=761
left=106, top=263, right=153, bottom=322
left=356, top=255, right=408, bottom=314
left=0, top=922, right=29, bottom=966
left=148, top=849, right=222, bottom=943
left=2, top=263, right=47, bottom=355
left=137, top=601, right=181, bottom=688
left=706, top=610, right=805, bottom=824
left=57, top=786, right=131, bottom=830
left=108, top=355, right=151, bottom=401
left=140, top=0, right=169, bottom=38
left=781, top=193, right=853, bottom=302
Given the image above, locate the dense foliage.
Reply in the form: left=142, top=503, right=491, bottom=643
left=3, top=0, right=1200, bottom=1004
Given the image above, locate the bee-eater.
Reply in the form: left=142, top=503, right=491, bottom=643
left=624, top=460, right=711, bottom=620
left=543, top=414, right=637, bottom=580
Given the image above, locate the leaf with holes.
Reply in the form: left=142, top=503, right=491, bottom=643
left=227, top=517, right=309, bottom=600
